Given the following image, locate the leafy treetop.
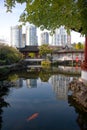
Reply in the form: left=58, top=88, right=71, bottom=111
left=4, top=0, right=87, bottom=35
left=39, top=44, right=53, bottom=57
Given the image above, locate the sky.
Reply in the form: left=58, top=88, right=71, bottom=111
left=0, top=0, right=85, bottom=44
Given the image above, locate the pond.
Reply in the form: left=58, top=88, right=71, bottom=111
left=0, top=67, right=87, bottom=130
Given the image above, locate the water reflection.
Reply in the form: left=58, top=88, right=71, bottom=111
left=68, top=95, right=87, bottom=130
left=0, top=67, right=87, bottom=130
left=16, top=78, right=23, bottom=88
left=0, top=81, right=11, bottom=129
left=58, top=65, right=81, bottom=73
left=49, top=75, right=73, bottom=100
left=26, top=79, right=37, bottom=88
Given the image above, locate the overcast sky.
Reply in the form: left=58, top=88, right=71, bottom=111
left=0, top=0, right=85, bottom=44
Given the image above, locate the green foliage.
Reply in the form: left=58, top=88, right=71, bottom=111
left=41, top=60, right=51, bottom=68
left=78, top=42, right=84, bottom=49
left=8, top=74, right=18, bottom=81
left=4, top=0, right=87, bottom=35
left=28, top=53, right=35, bottom=58
left=39, top=71, right=51, bottom=82
left=73, top=42, right=84, bottom=50
left=0, top=44, right=23, bottom=65
left=39, top=44, right=53, bottom=58
left=0, top=67, right=10, bottom=74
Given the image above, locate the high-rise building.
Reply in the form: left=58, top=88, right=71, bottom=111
left=26, top=25, right=38, bottom=46
left=22, top=33, right=26, bottom=47
left=52, top=26, right=71, bottom=46
left=67, top=34, right=71, bottom=45
left=40, top=32, right=49, bottom=45
left=10, top=25, right=23, bottom=48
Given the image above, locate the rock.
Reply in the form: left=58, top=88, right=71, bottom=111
left=68, top=78, right=87, bottom=111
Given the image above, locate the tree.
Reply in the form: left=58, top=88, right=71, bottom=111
left=73, top=42, right=84, bottom=50
left=4, top=0, right=87, bottom=35
left=78, top=42, right=83, bottom=49
left=39, top=44, right=53, bottom=59
left=0, top=44, right=23, bottom=65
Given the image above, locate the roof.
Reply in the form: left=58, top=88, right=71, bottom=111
left=18, top=45, right=39, bottom=52
left=53, top=49, right=84, bottom=54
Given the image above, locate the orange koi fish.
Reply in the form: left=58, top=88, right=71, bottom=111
left=27, top=113, right=39, bottom=121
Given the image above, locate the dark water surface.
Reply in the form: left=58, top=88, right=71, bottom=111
left=0, top=68, right=87, bottom=130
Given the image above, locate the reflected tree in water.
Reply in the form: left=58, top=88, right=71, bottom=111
left=39, top=71, right=51, bottom=82
left=0, top=83, right=10, bottom=129
left=0, top=98, right=9, bottom=129
left=0, top=80, right=16, bottom=129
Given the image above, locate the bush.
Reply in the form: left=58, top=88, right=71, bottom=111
left=0, top=44, right=23, bottom=65
left=0, top=67, right=10, bottom=75
left=41, top=60, right=51, bottom=68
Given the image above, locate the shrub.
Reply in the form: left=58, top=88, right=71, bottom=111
left=0, top=67, right=10, bottom=75
left=41, top=60, right=51, bottom=68
left=0, top=44, right=23, bottom=65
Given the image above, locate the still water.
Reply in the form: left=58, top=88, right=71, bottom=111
left=0, top=68, right=87, bottom=130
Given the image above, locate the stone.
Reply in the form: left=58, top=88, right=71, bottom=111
left=68, top=78, right=87, bottom=112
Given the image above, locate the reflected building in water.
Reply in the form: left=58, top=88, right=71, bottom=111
left=15, top=78, right=23, bottom=88
left=26, top=79, right=37, bottom=88
left=50, top=75, right=73, bottom=100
